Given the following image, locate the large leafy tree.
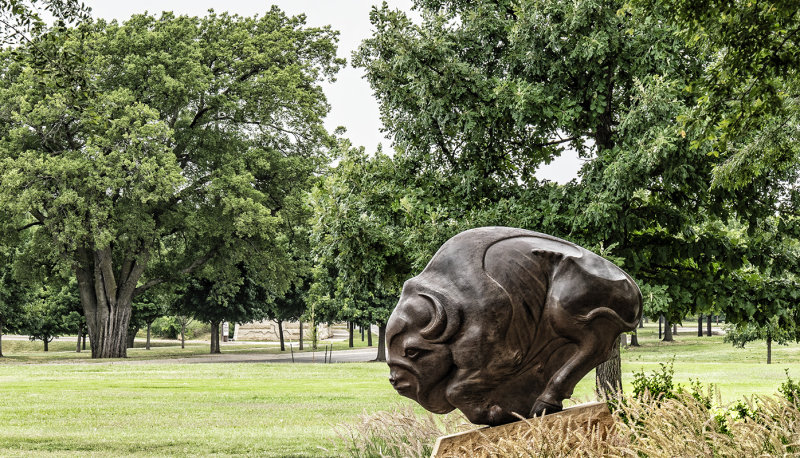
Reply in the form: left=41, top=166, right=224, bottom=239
left=638, top=0, right=800, bottom=190
left=309, top=144, right=416, bottom=361
left=23, top=282, right=77, bottom=351
left=0, top=0, right=90, bottom=45
left=0, top=9, right=342, bottom=357
left=355, top=0, right=798, bottom=393
left=0, top=253, right=26, bottom=356
left=178, top=264, right=274, bottom=354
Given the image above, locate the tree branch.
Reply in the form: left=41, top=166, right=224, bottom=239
left=15, top=221, right=43, bottom=231
left=133, top=246, right=219, bottom=296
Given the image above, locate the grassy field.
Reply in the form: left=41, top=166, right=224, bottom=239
left=0, top=330, right=381, bottom=364
left=0, top=320, right=799, bottom=456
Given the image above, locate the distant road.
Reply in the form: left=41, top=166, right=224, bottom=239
left=122, top=347, right=382, bottom=365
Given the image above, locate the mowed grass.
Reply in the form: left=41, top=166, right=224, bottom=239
left=0, top=330, right=381, bottom=364
left=570, top=321, right=800, bottom=405
left=0, top=362, right=401, bottom=457
left=0, top=320, right=799, bottom=456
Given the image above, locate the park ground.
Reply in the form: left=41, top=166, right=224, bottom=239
left=0, top=320, right=799, bottom=456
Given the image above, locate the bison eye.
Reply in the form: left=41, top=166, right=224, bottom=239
left=404, top=347, right=426, bottom=360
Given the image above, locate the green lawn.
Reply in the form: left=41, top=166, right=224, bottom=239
left=0, top=320, right=798, bottom=456
left=0, top=330, right=381, bottom=364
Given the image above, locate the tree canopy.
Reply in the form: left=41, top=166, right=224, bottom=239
left=0, top=8, right=342, bottom=357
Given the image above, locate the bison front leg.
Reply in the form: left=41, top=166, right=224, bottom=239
left=530, top=337, right=612, bottom=417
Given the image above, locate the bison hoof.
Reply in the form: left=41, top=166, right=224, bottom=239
left=530, top=399, right=562, bottom=417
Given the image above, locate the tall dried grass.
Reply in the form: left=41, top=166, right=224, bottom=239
left=336, top=394, right=800, bottom=457
left=332, top=405, right=469, bottom=457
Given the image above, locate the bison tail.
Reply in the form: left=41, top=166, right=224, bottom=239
left=575, top=306, right=640, bottom=331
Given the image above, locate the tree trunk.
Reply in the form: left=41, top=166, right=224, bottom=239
left=278, top=320, right=285, bottom=351
left=146, top=323, right=151, bottom=350
left=44, top=337, right=49, bottom=352
left=673, top=323, right=677, bottom=335
left=74, top=246, right=146, bottom=358
left=82, top=333, right=87, bottom=350
left=663, top=318, right=673, bottom=342
left=698, top=315, right=703, bottom=337
left=639, top=318, right=644, bottom=328
left=374, top=323, right=386, bottom=362
left=367, top=324, right=373, bottom=347
left=299, top=321, right=304, bottom=350
left=127, top=326, right=138, bottom=349
left=595, top=335, right=623, bottom=400
left=348, top=321, right=354, bottom=348
left=210, top=321, right=221, bottom=354
left=707, top=315, right=712, bottom=336
left=767, top=337, right=772, bottom=364
left=180, top=320, right=186, bottom=349
left=659, top=315, right=663, bottom=339
left=0, top=323, right=3, bottom=357
left=630, top=327, right=640, bottom=347
left=361, top=325, right=364, bottom=341
left=76, top=326, right=82, bottom=353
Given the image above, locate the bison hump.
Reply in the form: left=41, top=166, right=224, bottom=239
left=482, top=235, right=629, bottom=307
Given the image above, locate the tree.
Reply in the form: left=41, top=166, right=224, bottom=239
left=0, top=0, right=90, bottom=45
left=725, top=316, right=796, bottom=365
left=128, top=293, right=164, bottom=350
left=178, top=264, right=275, bottom=354
left=309, top=144, right=416, bottom=362
left=23, top=283, right=76, bottom=351
left=355, top=0, right=730, bottom=392
left=0, top=253, right=26, bottom=356
left=268, top=278, right=309, bottom=352
left=0, top=9, right=342, bottom=357
left=638, top=0, right=800, bottom=190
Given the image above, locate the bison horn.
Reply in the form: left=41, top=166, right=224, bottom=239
left=418, top=292, right=461, bottom=343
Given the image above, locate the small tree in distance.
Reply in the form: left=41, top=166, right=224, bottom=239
left=725, top=317, right=796, bottom=365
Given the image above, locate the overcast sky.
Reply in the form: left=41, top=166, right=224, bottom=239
left=83, top=1, right=580, bottom=183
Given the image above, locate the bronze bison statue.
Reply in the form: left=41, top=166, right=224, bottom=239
left=386, top=227, right=642, bottom=426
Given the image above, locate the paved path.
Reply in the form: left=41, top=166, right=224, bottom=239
left=112, top=347, right=382, bottom=365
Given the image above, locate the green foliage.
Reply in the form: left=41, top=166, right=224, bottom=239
left=0, top=0, right=91, bottom=45
left=638, top=0, right=800, bottom=190
left=779, top=369, right=800, bottom=404
left=177, top=264, right=272, bottom=327
left=0, top=8, right=343, bottom=356
left=0, top=254, right=26, bottom=338
left=724, top=315, right=797, bottom=351
left=309, top=144, right=415, bottom=328
left=631, top=359, right=679, bottom=401
left=351, top=0, right=800, bottom=343
left=22, top=283, right=77, bottom=348
left=150, top=316, right=206, bottom=340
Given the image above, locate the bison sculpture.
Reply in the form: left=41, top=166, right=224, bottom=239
left=386, top=227, right=642, bottom=426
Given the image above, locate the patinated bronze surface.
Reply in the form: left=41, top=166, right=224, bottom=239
left=386, top=227, right=642, bottom=426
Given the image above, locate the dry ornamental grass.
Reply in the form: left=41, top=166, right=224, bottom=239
left=337, top=394, right=800, bottom=457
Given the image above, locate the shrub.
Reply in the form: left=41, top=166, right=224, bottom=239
left=779, top=369, right=800, bottom=404
left=631, top=358, right=678, bottom=401
left=151, top=316, right=208, bottom=340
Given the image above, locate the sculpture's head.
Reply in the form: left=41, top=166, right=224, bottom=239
left=386, top=286, right=461, bottom=414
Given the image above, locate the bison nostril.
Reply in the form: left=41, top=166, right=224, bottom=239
left=388, top=374, right=397, bottom=386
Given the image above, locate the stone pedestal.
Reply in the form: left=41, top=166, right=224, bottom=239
left=431, top=402, right=613, bottom=457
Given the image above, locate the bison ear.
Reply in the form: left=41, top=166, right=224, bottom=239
left=418, top=292, right=461, bottom=343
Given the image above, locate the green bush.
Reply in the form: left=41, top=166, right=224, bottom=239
left=631, top=358, right=678, bottom=401
left=151, top=316, right=208, bottom=340
left=779, top=369, right=800, bottom=404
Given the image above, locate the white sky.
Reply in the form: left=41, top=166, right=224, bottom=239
left=83, top=1, right=580, bottom=183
